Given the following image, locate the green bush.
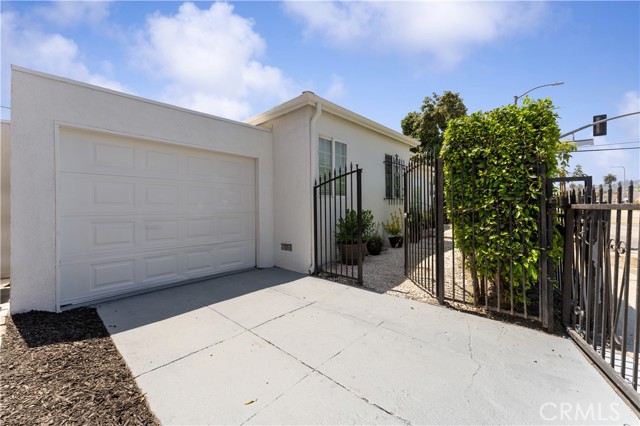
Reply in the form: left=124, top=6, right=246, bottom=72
left=441, top=98, right=568, bottom=303
left=336, top=209, right=375, bottom=243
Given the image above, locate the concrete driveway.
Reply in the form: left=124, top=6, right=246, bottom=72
left=97, top=268, right=638, bottom=425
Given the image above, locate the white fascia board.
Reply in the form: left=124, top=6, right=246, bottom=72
left=246, top=92, right=419, bottom=149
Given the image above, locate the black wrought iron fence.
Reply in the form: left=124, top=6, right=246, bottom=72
left=313, top=165, right=363, bottom=284
left=562, top=183, right=640, bottom=408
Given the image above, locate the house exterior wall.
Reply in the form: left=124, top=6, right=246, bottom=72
left=254, top=103, right=415, bottom=274
left=268, top=106, right=314, bottom=274
left=315, top=112, right=413, bottom=237
left=1, top=121, right=10, bottom=278
left=10, top=67, right=274, bottom=313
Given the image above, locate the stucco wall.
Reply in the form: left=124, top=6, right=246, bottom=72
left=316, top=112, right=413, bottom=237
left=1, top=121, right=10, bottom=278
left=10, top=67, right=274, bottom=313
left=269, top=106, right=314, bottom=273
left=256, top=104, right=414, bottom=274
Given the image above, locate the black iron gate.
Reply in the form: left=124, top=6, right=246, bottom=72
left=405, top=153, right=557, bottom=330
left=313, top=164, right=364, bottom=284
left=403, top=153, right=444, bottom=303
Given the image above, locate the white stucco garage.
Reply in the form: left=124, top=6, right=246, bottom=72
left=10, top=66, right=273, bottom=312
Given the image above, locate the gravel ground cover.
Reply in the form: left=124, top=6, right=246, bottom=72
left=0, top=308, right=159, bottom=426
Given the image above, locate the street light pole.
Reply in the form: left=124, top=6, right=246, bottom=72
left=612, top=165, right=626, bottom=187
left=514, top=82, right=565, bottom=105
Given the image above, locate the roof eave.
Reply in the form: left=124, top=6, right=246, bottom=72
left=245, top=92, right=419, bottom=148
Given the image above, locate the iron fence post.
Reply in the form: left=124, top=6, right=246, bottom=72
left=356, top=167, right=363, bottom=285
left=562, top=205, right=574, bottom=325
left=404, top=165, right=408, bottom=277
left=313, top=183, right=318, bottom=273
left=436, top=158, right=445, bottom=304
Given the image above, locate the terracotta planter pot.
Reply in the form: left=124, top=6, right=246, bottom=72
left=338, top=242, right=367, bottom=265
left=388, top=236, right=403, bottom=248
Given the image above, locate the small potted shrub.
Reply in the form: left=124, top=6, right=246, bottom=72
left=382, top=209, right=403, bottom=248
left=366, top=225, right=384, bottom=255
left=336, top=209, right=374, bottom=264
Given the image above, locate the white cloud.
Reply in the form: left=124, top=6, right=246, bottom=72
left=325, top=74, right=347, bottom=101
left=35, top=1, right=111, bottom=28
left=284, top=1, right=547, bottom=67
left=134, top=2, right=294, bottom=120
left=1, top=9, right=124, bottom=118
left=616, top=90, right=640, bottom=141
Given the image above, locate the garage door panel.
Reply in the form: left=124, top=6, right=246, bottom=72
left=60, top=240, right=256, bottom=305
left=144, top=150, right=180, bottom=174
left=58, top=128, right=257, bottom=306
left=59, top=175, right=135, bottom=214
left=61, top=218, right=136, bottom=257
left=144, top=219, right=180, bottom=243
left=183, top=182, right=255, bottom=213
left=60, top=174, right=255, bottom=215
left=60, top=128, right=255, bottom=185
left=61, top=214, right=254, bottom=258
left=184, top=213, right=255, bottom=243
left=218, top=242, right=254, bottom=272
left=60, top=129, right=136, bottom=173
left=143, top=254, right=180, bottom=282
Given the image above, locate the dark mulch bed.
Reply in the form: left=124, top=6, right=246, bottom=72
left=0, top=308, right=159, bottom=426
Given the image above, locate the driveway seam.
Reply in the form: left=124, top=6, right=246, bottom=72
left=132, top=330, right=245, bottom=379
left=314, top=324, right=413, bottom=425
left=207, top=301, right=410, bottom=424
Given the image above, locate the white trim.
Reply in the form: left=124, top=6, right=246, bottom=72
left=11, top=65, right=271, bottom=134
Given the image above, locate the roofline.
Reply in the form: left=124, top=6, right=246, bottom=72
left=245, top=91, right=419, bottom=148
left=9, top=65, right=272, bottom=134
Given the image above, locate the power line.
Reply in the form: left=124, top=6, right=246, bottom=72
left=599, top=140, right=640, bottom=146
left=0, top=106, right=10, bottom=110
left=576, top=146, right=640, bottom=152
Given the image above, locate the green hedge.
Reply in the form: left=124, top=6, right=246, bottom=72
left=440, top=98, right=567, bottom=303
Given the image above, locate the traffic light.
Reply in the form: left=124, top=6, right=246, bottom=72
left=593, top=114, right=607, bottom=137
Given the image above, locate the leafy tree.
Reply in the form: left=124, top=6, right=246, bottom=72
left=572, top=164, right=587, bottom=177
left=401, top=91, right=467, bottom=154
left=603, top=173, right=617, bottom=186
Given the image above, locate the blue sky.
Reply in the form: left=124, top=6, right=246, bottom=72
left=1, top=1, right=639, bottom=185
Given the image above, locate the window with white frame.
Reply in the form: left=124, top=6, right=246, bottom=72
left=318, top=137, right=347, bottom=195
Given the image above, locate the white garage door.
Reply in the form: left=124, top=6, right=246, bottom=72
left=57, top=128, right=256, bottom=306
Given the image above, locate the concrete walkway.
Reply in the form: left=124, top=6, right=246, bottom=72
left=97, top=268, right=638, bottom=425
